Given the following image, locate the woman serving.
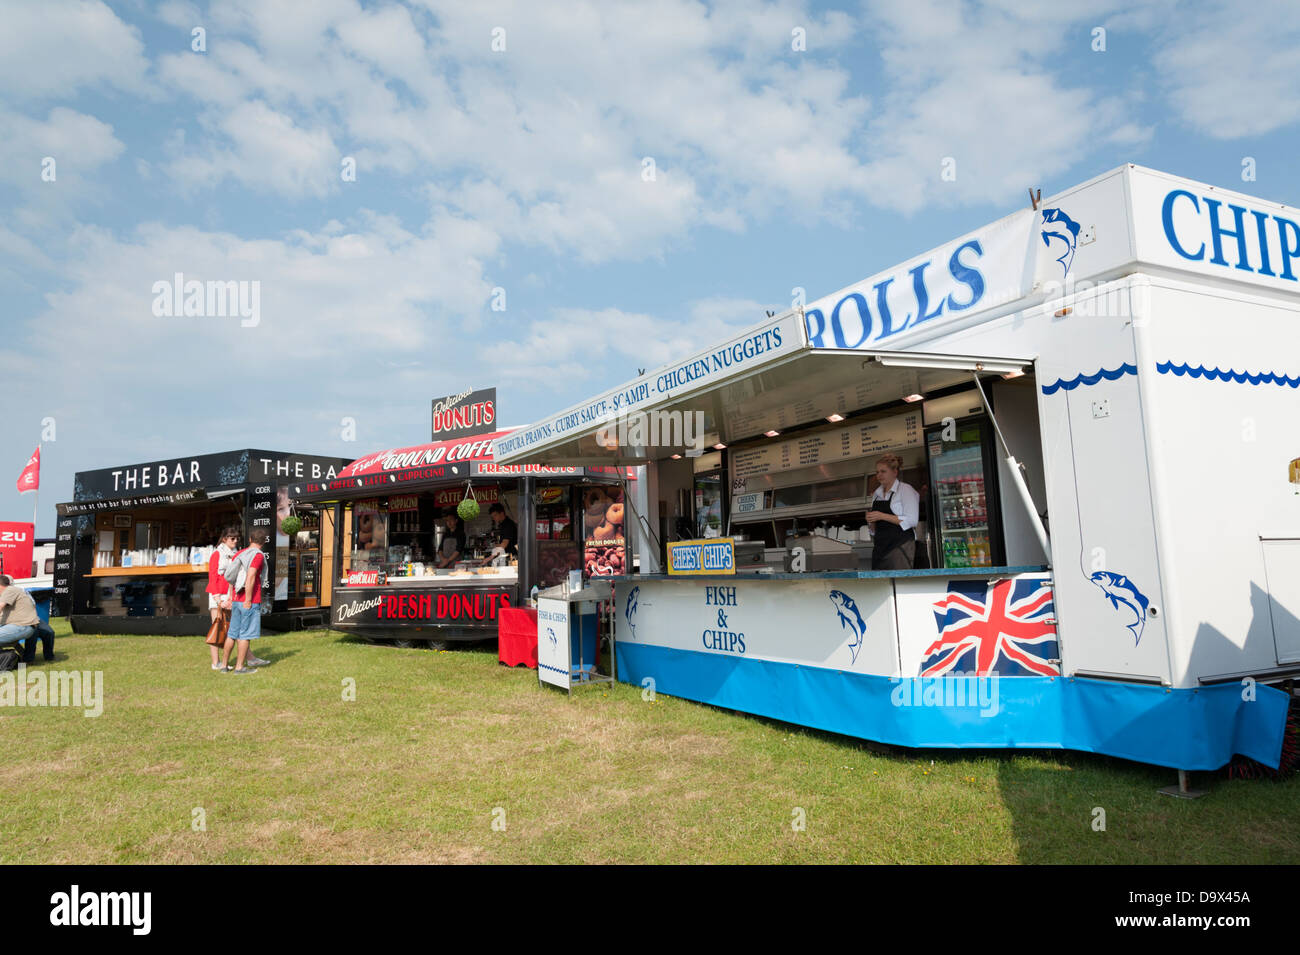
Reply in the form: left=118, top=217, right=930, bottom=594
left=864, top=453, right=919, bottom=570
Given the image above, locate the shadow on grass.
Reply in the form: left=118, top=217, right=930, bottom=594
left=322, top=631, right=502, bottom=657
left=12, top=652, right=72, bottom=666
left=254, top=647, right=302, bottom=663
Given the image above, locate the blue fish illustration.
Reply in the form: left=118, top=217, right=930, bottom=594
left=1040, top=207, right=1081, bottom=277
left=828, top=589, right=868, bottom=664
left=546, top=627, right=558, bottom=649
left=625, top=585, right=640, bottom=638
left=1088, top=571, right=1149, bottom=645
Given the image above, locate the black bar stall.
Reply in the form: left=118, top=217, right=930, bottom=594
left=55, top=449, right=351, bottom=635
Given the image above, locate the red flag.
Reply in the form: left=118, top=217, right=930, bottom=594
left=16, top=446, right=39, bottom=493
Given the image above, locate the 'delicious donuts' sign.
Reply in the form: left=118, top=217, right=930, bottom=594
left=431, top=387, right=497, bottom=441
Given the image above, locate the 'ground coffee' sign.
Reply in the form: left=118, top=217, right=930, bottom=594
left=431, top=387, right=496, bottom=441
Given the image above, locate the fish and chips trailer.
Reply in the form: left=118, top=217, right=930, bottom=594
left=495, top=164, right=1300, bottom=775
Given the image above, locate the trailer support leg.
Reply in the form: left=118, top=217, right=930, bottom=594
left=1158, top=770, right=1207, bottom=799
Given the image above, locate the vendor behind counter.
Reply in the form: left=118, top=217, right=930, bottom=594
left=865, top=453, right=919, bottom=570
left=480, top=503, right=518, bottom=565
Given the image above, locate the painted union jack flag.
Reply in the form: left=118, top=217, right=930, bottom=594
left=920, top=576, right=1060, bottom=677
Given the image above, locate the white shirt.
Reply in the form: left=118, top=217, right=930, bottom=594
left=868, top=479, right=920, bottom=534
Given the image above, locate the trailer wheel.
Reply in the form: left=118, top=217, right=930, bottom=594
left=424, top=640, right=451, bottom=651
left=391, top=638, right=418, bottom=649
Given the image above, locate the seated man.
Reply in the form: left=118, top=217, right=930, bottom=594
left=0, top=574, right=44, bottom=662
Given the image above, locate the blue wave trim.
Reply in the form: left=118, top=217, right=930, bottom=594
left=616, top=642, right=1290, bottom=771
left=1156, top=362, right=1300, bottom=388
left=1040, top=363, right=1137, bottom=395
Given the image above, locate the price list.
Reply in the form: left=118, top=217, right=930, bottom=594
left=725, top=376, right=926, bottom=440
left=732, top=410, right=922, bottom=480
left=53, top=515, right=76, bottom=615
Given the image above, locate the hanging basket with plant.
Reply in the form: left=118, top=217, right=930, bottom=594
left=457, top=482, right=480, bottom=521
left=280, top=514, right=303, bottom=536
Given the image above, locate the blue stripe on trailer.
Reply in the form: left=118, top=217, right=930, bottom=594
left=1039, top=363, right=1138, bottom=395
left=1156, top=361, right=1300, bottom=388
left=615, top=642, right=1289, bottom=771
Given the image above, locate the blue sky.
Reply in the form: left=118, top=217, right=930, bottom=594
left=3, top=0, right=1298, bottom=534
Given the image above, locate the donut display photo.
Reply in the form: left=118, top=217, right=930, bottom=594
left=583, top=486, right=626, bottom=577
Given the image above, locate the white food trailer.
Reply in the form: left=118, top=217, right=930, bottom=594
left=494, top=164, right=1300, bottom=773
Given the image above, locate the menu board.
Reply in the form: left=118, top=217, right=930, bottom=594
left=432, top=486, right=500, bottom=508
left=723, top=373, right=923, bottom=439
left=731, top=411, right=921, bottom=481
left=246, top=481, right=277, bottom=614
left=53, top=515, right=75, bottom=612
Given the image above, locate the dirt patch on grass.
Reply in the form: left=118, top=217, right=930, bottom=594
left=0, top=754, right=85, bottom=783
left=139, top=761, right=184, bottom=775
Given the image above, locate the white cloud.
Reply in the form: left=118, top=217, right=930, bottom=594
left=0, top=0, right=151, bottom=99
left=162, top=100, right=340, bottom=198
left=1146, top=0, right=1300, bottom=139
left=0, top=107, right=124, bottom=183
left=8, top=212, right=499, bottom=438
left=145, top=0, right=873, bottom=260
left=0, top=107, right=126, bottom=235
left=0, top=225, right=55, bottom=290
left=483, top=296, right=777, bottom=387
left=856, top=0, right=1147, bottom=212
left=154, top=0, right=204, bottom=30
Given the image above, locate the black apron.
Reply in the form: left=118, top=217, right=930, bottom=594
left=870, top=488, right=915, bottom=570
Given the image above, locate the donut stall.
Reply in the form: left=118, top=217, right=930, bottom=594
left=286, top=388, right=629, bottom=647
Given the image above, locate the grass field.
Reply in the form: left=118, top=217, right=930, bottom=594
left=2, top=620, right=1298, bottom=864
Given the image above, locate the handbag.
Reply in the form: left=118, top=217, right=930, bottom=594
left=205, top=607, right=232, bottom=646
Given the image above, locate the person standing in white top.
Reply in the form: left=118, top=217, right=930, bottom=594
left=865, top=453, right=920, bottom=570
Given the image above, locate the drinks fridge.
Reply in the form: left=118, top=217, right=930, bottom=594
left=925, top=416, right=1003, bottom=569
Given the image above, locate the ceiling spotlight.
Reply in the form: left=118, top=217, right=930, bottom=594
left=1001, top=369, right=1025, bottom=379
left=902, top=394, right=924, bottom=402
left=765, top=430, right=780, bottom=438
left=670, top=453, right=682, bottom=459
left=713, top=443, right=726, bottom=450
left=826, top=413, right=844, bottom=423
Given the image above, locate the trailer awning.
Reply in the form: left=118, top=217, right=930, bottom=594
left=284, top=431, right=511, bottom=503
left=285, top=429, right=632, bottom=504
left=494, top=339, right=1031, bottom=467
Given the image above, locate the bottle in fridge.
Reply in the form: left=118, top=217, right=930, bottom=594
left=925, top=416, right=1004, bottom=569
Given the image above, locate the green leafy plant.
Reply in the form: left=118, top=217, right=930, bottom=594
left=280, top=515, right=303, bottom=536
left=457, top=498, right=480, bottom=521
